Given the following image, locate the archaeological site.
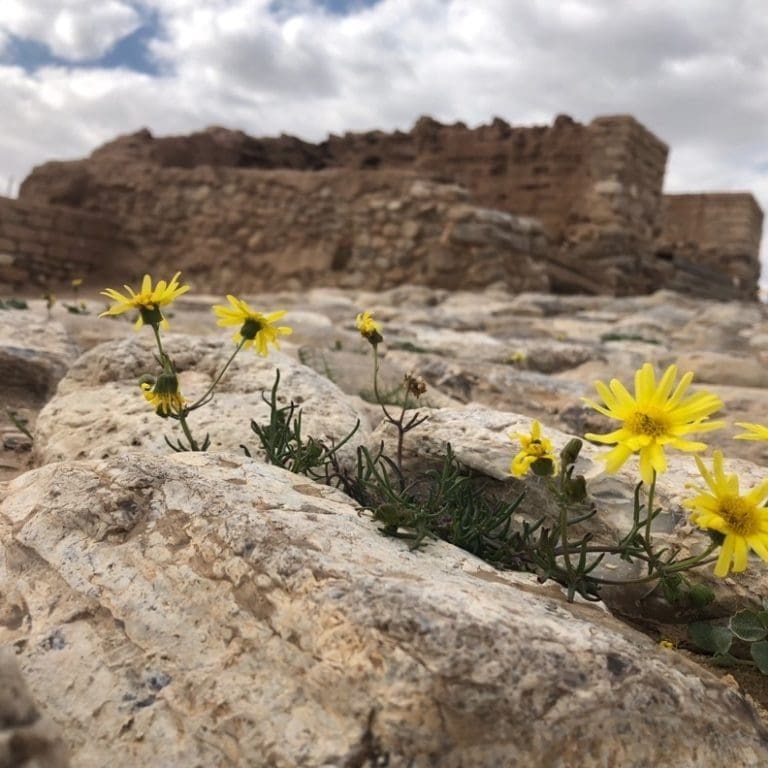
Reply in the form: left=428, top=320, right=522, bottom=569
left=4, top=115, right=768, bottom=767
left=0, top=113, right=763, bottom=298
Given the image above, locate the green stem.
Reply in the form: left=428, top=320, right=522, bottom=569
left=644, top=469, right=657, bottom=572
left=177, top=411, right=200, bottom=451
left=372, top=346, right=396, bottom=423
left=151, top=323, right=167, bottom=360
left=558, top=498, right=574, bottom=580
left=187, top=338, right=246, bottom=410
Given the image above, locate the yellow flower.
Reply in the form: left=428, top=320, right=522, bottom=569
left=583, top=363, right=724, bottom=484
left=100, top=272, right=190, bottom=329
left=212, top=295, right=292, bottom=356
left=140, top=380, right=186, bottom=417
left=684, top=450, right=768, bottom=577
left=734, top=422, right=768, bottom=442
left=355, top=310, right=383, bottom=345
left=71, top=278, right=83, bottom=287
left=510, top=420, right=558, bottom=477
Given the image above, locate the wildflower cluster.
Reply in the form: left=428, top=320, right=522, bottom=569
left=98, top=273, right=768, bottom=675
left=100, top=273, right=292, bottom=450
left=510, top=361, right=768, bottom=586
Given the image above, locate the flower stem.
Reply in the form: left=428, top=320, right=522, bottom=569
left=187, top=338, right=246, bottom=410
left=644, top=469, right=657, bottom=571
left=177, top=411, right=200, bottom=451
left=151, top=323, right=167, bottom=361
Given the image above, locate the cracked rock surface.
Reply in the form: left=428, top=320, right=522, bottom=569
left=2, top=452, right=768, bottom=767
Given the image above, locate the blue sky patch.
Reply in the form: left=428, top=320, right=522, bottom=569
left=271, top=0, right=381, bottom=16
left=0, top=12, right=161, bottom=75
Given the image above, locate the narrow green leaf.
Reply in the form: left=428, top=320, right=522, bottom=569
left=688, top=583, right=715, bottom=608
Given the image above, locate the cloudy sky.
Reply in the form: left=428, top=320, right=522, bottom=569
left=1, top=0, right=767, bottom=266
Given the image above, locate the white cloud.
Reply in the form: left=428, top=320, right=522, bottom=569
left=0, top=0, right=141, bottom=60
left=0, top=0, right=767, bottom=277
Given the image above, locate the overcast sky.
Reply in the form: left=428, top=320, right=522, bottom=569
left=1, top=0, right=767, bottom=272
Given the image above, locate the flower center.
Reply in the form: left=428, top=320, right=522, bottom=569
left=241, top=317, right=263, bottom=340
left=718, top=495, right=760, bottom=537
left=626, top=410, right=668, bottom=438
left=526, top=439, right=548, bottom=457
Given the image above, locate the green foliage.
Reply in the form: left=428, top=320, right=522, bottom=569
left=688, top=602, right=768, bottom=674
left=0, top=298, right=28, bottom=310
left=63, top=302, right=90, bottom=315
left=600, top=332, right=660, bottom=345
left=6, top=409, right=33, bottom=441
left=246, top=371, right=724, bottom=604
left=388, top=340, right=429, bottom=354
left=242, top=369, right=359, bottom=487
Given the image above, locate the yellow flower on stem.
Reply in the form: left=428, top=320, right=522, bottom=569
left=140, top=379, right=186, bottom=417
left=212, top=295, right=292, bottom=356
left=583, top=363, right=724, bottom=484
left=100, top=272, right=190, bottom=329
left=734, top=422, right=768, bottom=442
left=510, top=419, right=558, bottom=477
left=356, top=310, right=383, bottom=345
left=684, top=450, right=768, bottom=577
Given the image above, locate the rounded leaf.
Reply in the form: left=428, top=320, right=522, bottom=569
left=729, top=610, right=768, bottom=642
left=750, top=640, right=768, bottom=675
left=688, top=621, right=733, bottom=655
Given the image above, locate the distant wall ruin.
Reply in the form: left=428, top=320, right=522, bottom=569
left=7, top=168, right=549, bottom=294
left=6, top=114, right=764, bottom=299
left=0, top=197, right=129, bottom=287
left=657, top=193, right=763, bottom=298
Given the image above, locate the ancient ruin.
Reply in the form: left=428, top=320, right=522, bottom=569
left=0, top=114, right=762, bottom=298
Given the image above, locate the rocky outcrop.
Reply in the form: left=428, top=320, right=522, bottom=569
left=3, top=452, right=768, bottom=767
left=33, top=334, right=371, bottom=465
left=12, top=167, right=549, bottom=294
left=5, top=285, right=768, bottom=764
left=0, top=650, right=69, bottom=768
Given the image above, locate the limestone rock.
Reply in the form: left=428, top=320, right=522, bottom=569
left=0, top=650, right=69, bottom=768
left=0, top=308, right=79, bottom=399
left=2, top=452, right=768, bottom=766
left=34, top=334, right=371, bottom=465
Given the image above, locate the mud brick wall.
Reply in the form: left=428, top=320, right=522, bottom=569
left=658, top=193, right=763, bottom=298
left=0, top=197, right=131, bottom=288
left=16, top=115, right=762, bottom=298
left=19, top=165, right=549, bottom=294
left=321, top=114, right=669, bottom=293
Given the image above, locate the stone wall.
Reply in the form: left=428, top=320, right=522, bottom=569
left=14, top=115, right=762, bottom=298
left=0, top=197, right=129, bottom=289
left=15, top=165, right=549, bottom=293
left=658, top=193, right=763, bottom=299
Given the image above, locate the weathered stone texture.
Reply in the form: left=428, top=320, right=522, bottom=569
left=12, top=114, right=763, bottom=298
left=0, top=197, right=129, bottom=288
left=17, top=167, right=549, bottom=294
left=658, top=193, right=764, bottom=299
left=3, top=452, right=768, bottom=767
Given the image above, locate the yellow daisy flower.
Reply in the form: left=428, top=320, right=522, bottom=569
left=734, top=422, right=768, bottom=441
left=100, top=272, right=190, bottom=329
left=355, top=310, right=383, bottom=345
left=684, top=450, right=768, bottom=577
left=510, top=419, right=558, bottom=477
left=212, top=295, right=292, bottom=356
left=140, top=380, right=186, bottom=417
left=583, top=363, right=724, bottom=484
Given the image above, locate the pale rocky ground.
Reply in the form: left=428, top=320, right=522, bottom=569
left=2, top=285, right=768, bottom=766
